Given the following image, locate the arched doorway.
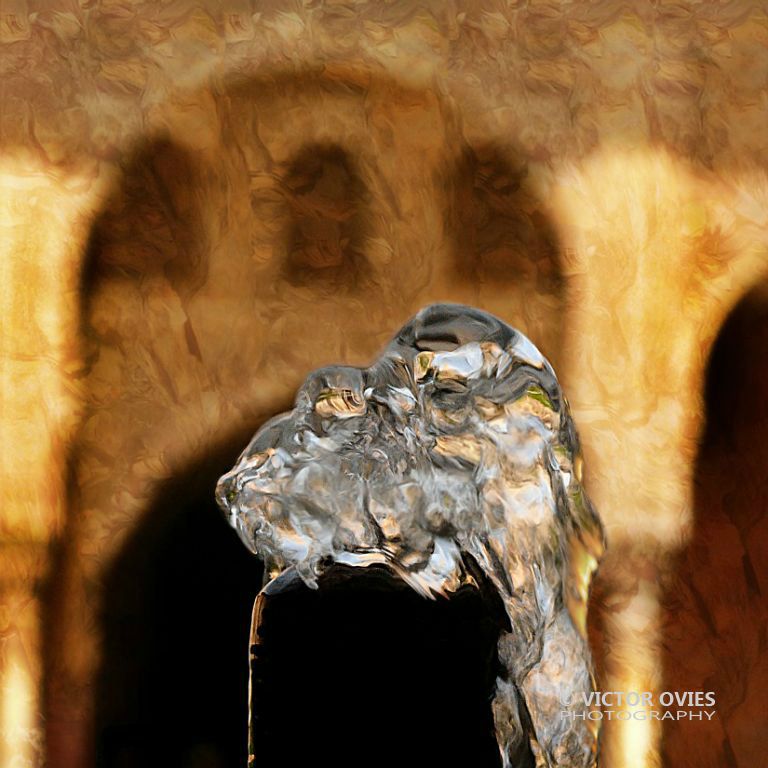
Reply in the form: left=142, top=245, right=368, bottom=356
left=661, top=285, right=768, bottom=767
left=95, top=444, right=263, bottom=768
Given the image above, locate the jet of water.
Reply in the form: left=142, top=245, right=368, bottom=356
left=217, top=303, right=605, bottom=767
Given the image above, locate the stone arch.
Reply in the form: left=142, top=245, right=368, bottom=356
left=44, top=66, right=567, bottom=768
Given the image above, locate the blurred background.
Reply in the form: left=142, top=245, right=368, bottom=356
left=1, top=1, right=767, bottom=766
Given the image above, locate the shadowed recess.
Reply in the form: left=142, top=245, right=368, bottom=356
left=94, top=444, right=264, bottom=768
left=280, top=143, right=370, bottom=291
left=250, top=564, right=510, bottom=768
left=661, top=285, right=768, bottom=768
left=83, top=137, right=210, bottom=300
left=447, top=143, right=563, bottom=298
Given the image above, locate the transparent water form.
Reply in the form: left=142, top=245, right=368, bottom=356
left=217, top=303, right=605, bottom=768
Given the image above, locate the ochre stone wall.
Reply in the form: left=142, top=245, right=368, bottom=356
left=1, top=2, right=767, bottom=767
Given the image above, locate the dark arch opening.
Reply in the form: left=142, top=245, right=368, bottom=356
left=446, top=143, right=563, bottom=297
left=250, top=563, right=511, bottom=768
left=660, top=285, right=768, bottom=767
left=280, top=143, right=371, bottom=293
left=94, top=438, right=264, bottom=768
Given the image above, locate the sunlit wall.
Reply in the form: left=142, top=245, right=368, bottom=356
left=1, top=3, right=768, bottom=767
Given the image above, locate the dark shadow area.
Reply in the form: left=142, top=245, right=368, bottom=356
left=439, top=141, right=566, bottom=371
left=94, top=435, right=266, bottom=768
left=251, top=563, right=511, bottom=768
left=82, top=136, right=210, bottom=306
left=446, top=143, right=563, bottom=299
left=279, top=143, right=371, bottom=293
left=660, top=285, right=768, bottom=767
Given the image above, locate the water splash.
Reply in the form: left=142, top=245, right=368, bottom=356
left=217, top=303, right=604, bottom=767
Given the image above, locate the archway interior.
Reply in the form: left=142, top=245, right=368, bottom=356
left=95, top=459, right=264, bottom=768
left=661, top=288, right=768, bottom=767
left=95, top=462, right=517, bottom=768
left=250, top=564, right=510, bottom=768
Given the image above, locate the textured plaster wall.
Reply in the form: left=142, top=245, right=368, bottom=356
left=1, top=2, right=768, bottom=767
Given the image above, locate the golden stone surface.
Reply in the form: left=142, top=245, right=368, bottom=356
left=1, top=2, right=767, bottom=766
